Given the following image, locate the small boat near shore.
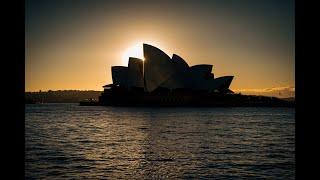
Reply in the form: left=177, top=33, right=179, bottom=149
left=79, top=98, right=100, bottom=106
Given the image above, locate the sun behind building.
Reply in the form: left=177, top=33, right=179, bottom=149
left=108, top=44, right=233, bottom=92
left=99, top=44, right=236, bottom=106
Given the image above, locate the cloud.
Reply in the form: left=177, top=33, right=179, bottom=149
left=233, top=86, right=295, bottom=98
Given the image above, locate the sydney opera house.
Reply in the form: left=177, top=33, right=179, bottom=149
left=97, top=44, right=292, bottom=106
left=110, top=44, right=233, bottom=93
left=99, top=44, right=237, bottom=106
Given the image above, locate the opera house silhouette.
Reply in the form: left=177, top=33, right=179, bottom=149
left=98, top=44, right=292, bottom=106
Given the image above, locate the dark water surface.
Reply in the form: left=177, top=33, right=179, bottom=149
left=26, top=103, right=295, bottom=179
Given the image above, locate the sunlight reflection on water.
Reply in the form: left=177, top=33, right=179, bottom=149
left=26, top=103, right=295, bottom=179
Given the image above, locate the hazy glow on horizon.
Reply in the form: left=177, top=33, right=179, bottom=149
left=26, top=0, right=294, bottom=94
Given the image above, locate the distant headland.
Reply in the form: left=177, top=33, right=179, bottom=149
left=25, top=90, right=294, bottom=107
left=25, top=90, right=101, bottom=104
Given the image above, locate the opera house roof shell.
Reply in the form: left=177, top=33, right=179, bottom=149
left=110, top=44, right=233, bottom=93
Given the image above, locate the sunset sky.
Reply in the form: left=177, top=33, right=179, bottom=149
left=26, top=0, right=294, bottom=97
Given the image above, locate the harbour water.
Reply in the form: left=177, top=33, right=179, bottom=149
left=26, top=103, right=295, bottom=179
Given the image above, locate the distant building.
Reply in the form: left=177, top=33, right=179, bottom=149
left=107, top=44, right=234, bottom=93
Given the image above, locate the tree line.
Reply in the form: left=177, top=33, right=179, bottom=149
left=25, top=90, right=102, bottom=103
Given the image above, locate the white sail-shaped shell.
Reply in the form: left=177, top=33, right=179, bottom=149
left=188, top=64, right=213, bottom=90
left=212, top=76, right=234, bottom=91
left=160, top=54, right=190, bottom=89
left=127, top=57, right=144, bottom=88
left=111, top=66, right=128, bottom=87
left=143, top=44, right=175, bottom=92
left=172, top=54, right=189, bottom=70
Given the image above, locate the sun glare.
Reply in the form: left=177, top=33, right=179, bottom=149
left=122, top=43, right=144, bottom=65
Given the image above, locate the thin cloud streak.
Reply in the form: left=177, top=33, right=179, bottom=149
left=233, top=86, right=295, bottom=98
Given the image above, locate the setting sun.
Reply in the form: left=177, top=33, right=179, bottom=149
left=122, top=43, right=144, bottom=65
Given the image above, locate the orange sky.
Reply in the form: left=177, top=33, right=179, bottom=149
left=26, top=1, right=294, bottom=97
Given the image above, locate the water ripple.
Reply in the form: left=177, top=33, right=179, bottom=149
left=26, top=104, right=294, bottom=179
